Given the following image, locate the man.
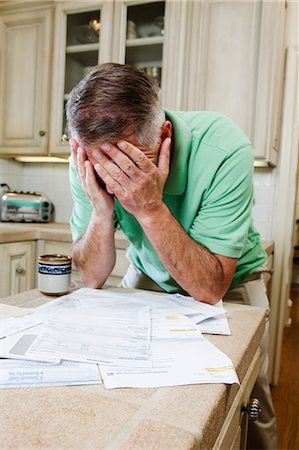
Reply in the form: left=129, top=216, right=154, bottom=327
left=67, top=63, right=277, bottom=449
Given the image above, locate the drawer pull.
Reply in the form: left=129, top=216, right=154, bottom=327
left=241, top=398, right=261, bottom=421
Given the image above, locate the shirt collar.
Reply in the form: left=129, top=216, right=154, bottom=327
left=164, top=109, right=192, bottom=195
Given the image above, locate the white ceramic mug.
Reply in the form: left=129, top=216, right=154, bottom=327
left=37, top=254, right=72, bottom=296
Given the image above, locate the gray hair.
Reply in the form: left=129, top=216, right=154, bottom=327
left=66, top=63, right=165, bottom=148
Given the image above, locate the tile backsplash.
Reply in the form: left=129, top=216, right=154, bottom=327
left=0, top=159, right=72, bottom=223
left=0, top=158, right=278, bottom=240
left=252, top=168, right=277, bottom=241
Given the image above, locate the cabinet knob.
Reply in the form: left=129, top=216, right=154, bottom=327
left=39, top=130, right=46, bottom=137
left=241, top=398, right=261, bottom=421
left=15, top=265, right=25, bottom=275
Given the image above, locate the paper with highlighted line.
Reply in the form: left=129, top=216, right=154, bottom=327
left=100, top=333, right=239, bottom=389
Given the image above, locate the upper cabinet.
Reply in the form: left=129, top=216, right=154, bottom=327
left=50, top=0, right=114, bottom=155
left=179, top=0, right=286, bottom=165
left=0, top=0, right=286, bottom=166
left=0, top=5, right=53, bottom=156
left=112, top=0, right=165, bottom=86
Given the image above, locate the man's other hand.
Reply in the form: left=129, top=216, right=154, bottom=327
left=91, top=137, right=171, bottom=221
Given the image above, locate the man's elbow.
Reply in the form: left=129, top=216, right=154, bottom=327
left=188, top=285, right=228, bottom=305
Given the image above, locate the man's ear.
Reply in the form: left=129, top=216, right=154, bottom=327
left=160, top=120, right=172, bottom=140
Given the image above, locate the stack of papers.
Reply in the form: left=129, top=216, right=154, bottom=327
left=0, top=288, right=238, bottom=389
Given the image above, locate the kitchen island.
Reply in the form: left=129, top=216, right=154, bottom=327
left=0, top=288, right=265, bottom=450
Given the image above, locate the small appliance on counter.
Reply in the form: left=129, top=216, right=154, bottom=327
left=0, top=187, right=54, bottom=223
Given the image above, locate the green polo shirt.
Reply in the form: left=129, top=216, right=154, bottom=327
left=69, top=110, right=267, bottom=292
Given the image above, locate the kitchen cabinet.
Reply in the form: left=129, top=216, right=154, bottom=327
left=180, top=0, right=286, bottom=166
left=112, top=1, right=165, bottom=85
left=0, top=0, right=286, bottom=165
left=0, top=4, right=53, bottom=156
left=50, top=0, right=114, bottom=155
left=0, top=241, right=35, bottom=297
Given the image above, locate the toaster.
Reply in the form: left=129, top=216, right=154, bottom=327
left=0, top=191, right=53, bottom=223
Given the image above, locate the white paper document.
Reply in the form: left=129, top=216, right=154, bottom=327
left=0, top=303, right=33, bottom=320
left=24, top=307, right=151, bottom=366
left=100, top=335, right=238, bottom=389
left=0, top=325, right=61, bottom=363
left=0, top=359, right=101, bottom=388
left=0, top=313, right=47, bottom=339
left=196, top=314, right=231, bottom=335
left=0, top=287, right=239, bottom=390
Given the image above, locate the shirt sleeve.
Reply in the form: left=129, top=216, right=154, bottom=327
left=69, top=156, right=119, bottom=241
left=189, top=144, right=254, bottom=258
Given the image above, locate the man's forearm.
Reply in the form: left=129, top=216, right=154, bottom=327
left=72, top=211, right=116, bottom=288
left=137, top=204, right=236, bottom=304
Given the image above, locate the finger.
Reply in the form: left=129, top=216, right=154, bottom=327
left=157, top=137, right=171, bottom=175
left=85, top=160, right=104, bottom=198
left=94, top=162, right=124, bottom=197
left=69, top=138, right=79, bottom=151
left=77, top=147, right=87, bottom=184
left=71, top=147, right=78, bottom=170
left=70, top=139, right=79, bottom=169
left=98, top=143, right=141, bottom=180
left=115, top=141, right=154, bottom=172
left=93, top=149, right=132, bottom=188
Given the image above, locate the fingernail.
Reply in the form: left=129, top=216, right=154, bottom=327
left=101, top=143, right=111, bottom=151
left=117, top=141, right=127, bottom=150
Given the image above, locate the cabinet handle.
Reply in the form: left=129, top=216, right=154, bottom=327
left=241, top=398, right=261, bottom=421
left=39, top=130, right=46, bottom=137
left=15, top=265, right=25, bottom=275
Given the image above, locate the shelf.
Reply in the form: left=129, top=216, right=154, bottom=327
left=126, top=36, right=163, bottom=47
left=66, top=43, right=99, bottom=53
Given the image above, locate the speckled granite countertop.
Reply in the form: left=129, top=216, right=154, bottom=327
left=0, top=288, right=266, bottom=450
left=0, top=222, right=273, bottom=255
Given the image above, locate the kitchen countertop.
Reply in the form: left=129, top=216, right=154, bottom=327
left=0, top=288, right=266, bottom=450
left=0, top=222, right=128, bottom=249
left=0, top=222, right=274, bottom=255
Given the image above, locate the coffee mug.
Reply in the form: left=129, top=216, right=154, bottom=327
left=37, top=254, right=72, bottom=296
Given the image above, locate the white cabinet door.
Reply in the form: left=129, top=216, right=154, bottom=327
left=0, top=241, right=35, bottom=298
left=181, top=0, right=285, bottom=166
left=0, top=7, right=53, bottom=156
left=111, top=1, right=166, bottom=93
left=253, top=1, right=285, bottom=165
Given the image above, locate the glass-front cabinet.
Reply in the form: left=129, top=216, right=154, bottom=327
left=124, top=1, right=165, bottom=87
left=50, top=1, right=114, bottom=155
left=63, top=9, right=101, bottom=140
left=50, top=0, right=166, bottom=156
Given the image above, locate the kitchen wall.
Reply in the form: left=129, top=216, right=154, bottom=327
left=0, top=160, right=73, bottom=223
left=0, top=157, right=276, bottom=240
left=252, top=168, right=276, bottom=240
left=0, top=158, right=22, bottom=192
